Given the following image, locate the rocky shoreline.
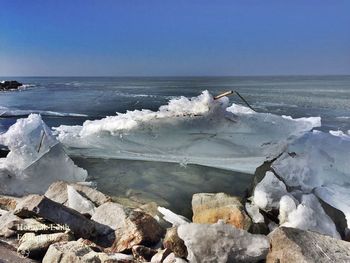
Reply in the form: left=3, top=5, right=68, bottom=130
left=1, top=171, right=350, bottom=263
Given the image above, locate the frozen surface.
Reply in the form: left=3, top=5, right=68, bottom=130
left=272, top=130, right=350, bottom=224
left=245, top=202, right=264, bottom=224
left=178, top=221, right=269, bottom=263
left=54, top=91, right=320, bottom=174
left=252, top=172, right=288, bottom=211
left=0, top=114, right=87, bottom=196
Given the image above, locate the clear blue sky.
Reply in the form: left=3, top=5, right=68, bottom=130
left=0, top=0, right=349, bottom=76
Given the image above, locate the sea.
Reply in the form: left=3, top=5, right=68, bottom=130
left=1, top=76, right=349, bottom=216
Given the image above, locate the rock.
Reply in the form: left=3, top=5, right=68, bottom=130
left=178, top=221, right=269, bottom=263
left=0, top=240, right=37, bottom=263
left=42, top=241, right=94, bottom=263
left=17, top=231, right=73, bottom=258
left=163, top=227, right=187, bottom=258
left=151, top=248, right=172, bottom=262
left=13, top=218, right=52, bottom=235
left=43, top=241, right=135, bottom=263
left=132, top=245, right=157, bottom=261
left=0, top=195, right=20, bottom=210
left=192, top=193, right=251, bottom=230
left=45, top=181, right=111, bottom=207
left=158, top=207, right=190, bottom=226
left=0, top=212, right=23, bottom=237
left=14, top=195, right=96, bottom=239
left=267, top=227, right=350, bottom=263
left=0, top=80, right=22, bottom=91
left=91, top=202, right=165, bottom=252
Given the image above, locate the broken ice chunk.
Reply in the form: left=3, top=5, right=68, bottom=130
left=0, top=114, right=87, bottom=196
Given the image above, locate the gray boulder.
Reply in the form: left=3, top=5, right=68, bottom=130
left=267, top=227, right=350, bottom=263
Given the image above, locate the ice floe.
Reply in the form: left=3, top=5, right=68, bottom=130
left=54, top=91, right=320, bottom=174
left=0, top=114, right=87, bottom=196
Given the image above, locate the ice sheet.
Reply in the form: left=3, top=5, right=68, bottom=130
left=54, top=91, right=320, bottom=174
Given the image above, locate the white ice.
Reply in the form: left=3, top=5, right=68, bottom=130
left=177, top=221, right=269, bottom=263
left=67, top=185, right=95, bottom=216
left=272, top=130, right=350, bottom=225
left=54, top=91, right=319, bottom=174
left=0, top=114, right=87, bottom=196
left=157, top=206, right=190, bottom=226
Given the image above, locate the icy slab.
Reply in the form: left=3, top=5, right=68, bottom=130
left=281, top=194, right=340, bottom=239
left=252, top=171, right=288, bottom=211
left=67, top=185, right=95, bottom=216
left=0, top=114, right=87, bottom=196
left=272, top=130, right=350, bottom=225
left=177, top=221, right=269, bottom=263
left=54, top=91, right=320, bottom=174
left=157, top=206, right=190, bottom=226
left=245, top=202, right=264, bottom=224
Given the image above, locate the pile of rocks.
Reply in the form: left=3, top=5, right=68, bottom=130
left=0, top=80, right=23, bottom=91
left=1, top=178, right=350, bottom=262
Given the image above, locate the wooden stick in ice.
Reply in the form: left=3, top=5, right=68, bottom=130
left=214, top=90, right=234, bottom=100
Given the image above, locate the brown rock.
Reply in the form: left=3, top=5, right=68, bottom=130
left=132, top=245, right=157, bottom=261
left=91, top=202, right=165, bottom=252
left=0, top=240, right=37, bottom=263
left=14, top=195, right=96, bottom=239
left=0, top=195, right=19, bottom=211
left=267, top=227, right=350, bottom=263
left=163, top=227, right=187, bottom=258
left=192, top=193, right=251, bottom=230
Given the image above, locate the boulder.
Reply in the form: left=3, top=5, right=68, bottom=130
left=178, top=221, right=269, bottom=263
left=14, top=195, right=96, bottom=239
left=91, top=202, right=165, bottom=252
left=44, top=181, right=111, bottom=207
left=43, top=241, right=135, bottom=263
left=0, top=240, right=37, bottom=263
left=0, top=80, right=22, bottom=91
left=192, top=193, right=251, bottom=230
left=163, top=227, right=187, bottom=258
left=0, top=212, right=23, bottom=237
left=163, top=253, right=187, bottom=263
left=17, top=231, right=73, bottom=258
left=132, top=245, right=157, bottom=262
left=267, top=227, right=350, bottom=263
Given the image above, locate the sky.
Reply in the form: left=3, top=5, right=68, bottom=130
left=0, top=0, right=349, bottom=76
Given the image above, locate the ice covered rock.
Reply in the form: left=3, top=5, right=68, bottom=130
left=272, top=130, right=350, bottom=225
left=278, top=195, right=298, bottom=225
left=252, top=171, right=288, bottom=212
left=67, top=185, right=95, bottom=216
left=281, top=194, right=340, bottom=239
left=91, top=202, right=165, bottom=252
left=0, top=114, right=87, bottom=196
left=192, top=193, right=251, bottom=230
left=151, top=248, right=172, bottom=262
left=0, top=212, right=23, bottom=237
left=54, top=91, right=320, bottom=174
left=177, top=221, right=269, bottom=263
left=44, top=181, right=111, bottom=207
left=267, top=227, right=350, bottom=263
